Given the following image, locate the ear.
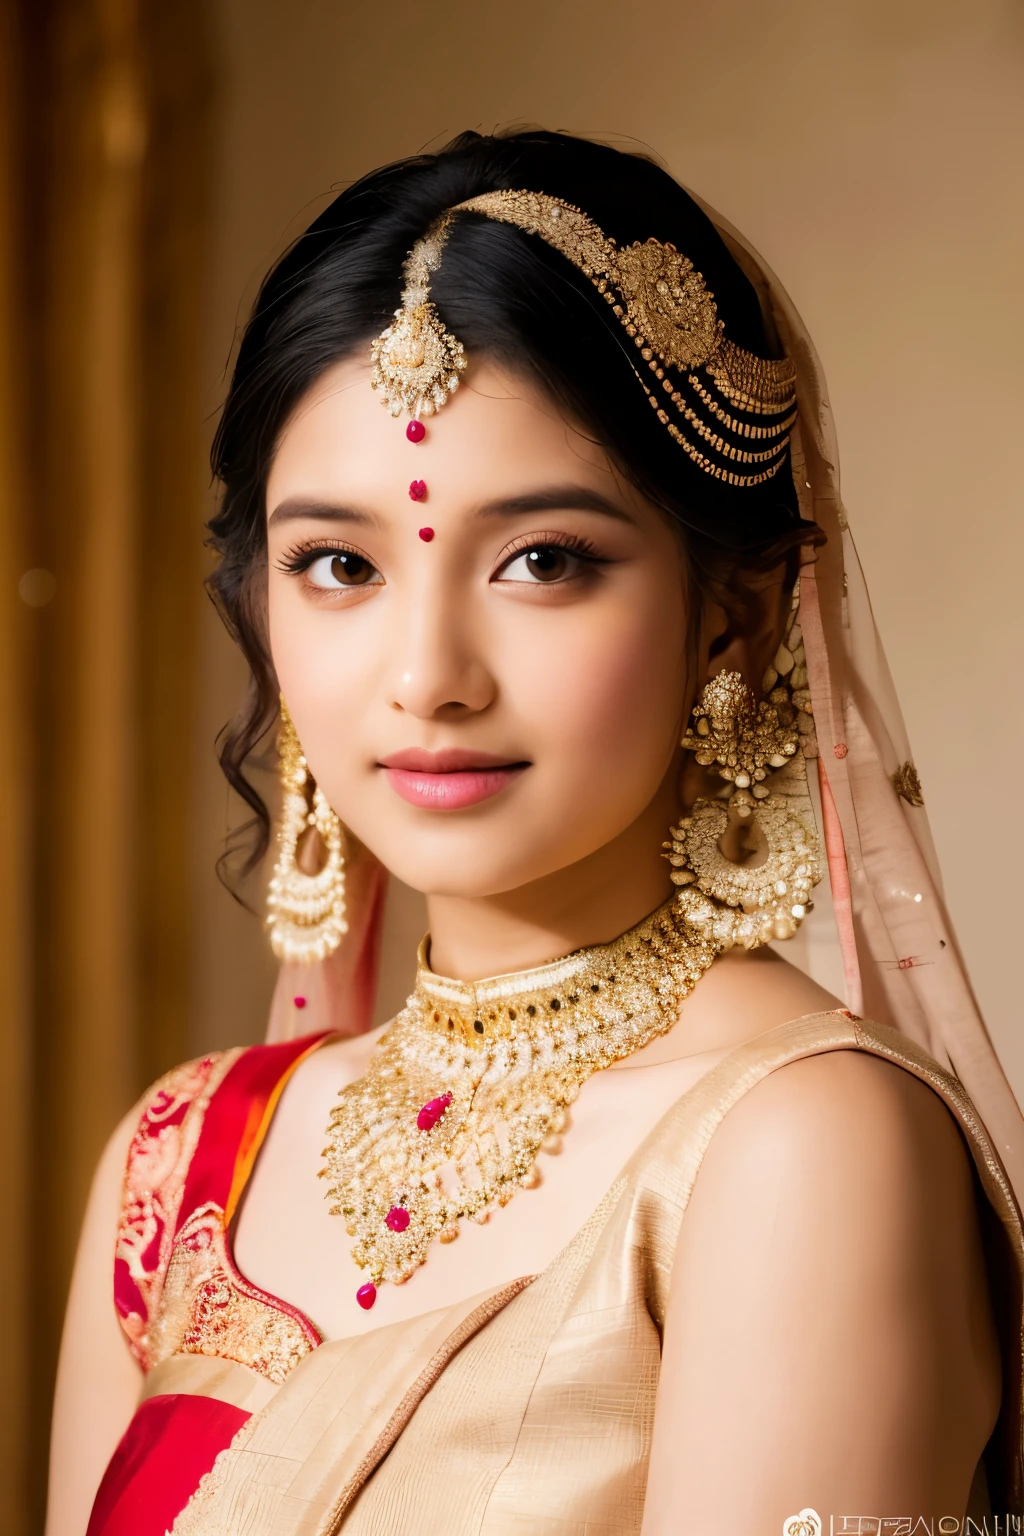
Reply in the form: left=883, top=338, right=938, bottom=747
left=698, top=561, right=793, bottom=697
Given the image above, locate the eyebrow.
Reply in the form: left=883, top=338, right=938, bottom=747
left=267, top=485, right=633, bottom=529
left=475, top=485, right=634, bottom=523
left=267, top=499, right=382, bottom=530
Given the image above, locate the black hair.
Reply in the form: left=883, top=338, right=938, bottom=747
left=208, top=128, right=820, bottom=881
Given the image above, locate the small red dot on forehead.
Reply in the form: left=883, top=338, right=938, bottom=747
left=408, top=480, right=427, bottom=502
left=418, top=527, right=434, bottom=542
left=406, top=420, right=426, bottom=443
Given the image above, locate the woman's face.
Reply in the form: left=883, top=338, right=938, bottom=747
left=265, top=357, right=693, bottom=899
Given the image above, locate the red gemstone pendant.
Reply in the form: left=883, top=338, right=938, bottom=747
left=356, top=1283, right=377, bottom=1310
left=417, top=1091, right=452, bottom=1131
left=406, top=420, right=426, bottom=443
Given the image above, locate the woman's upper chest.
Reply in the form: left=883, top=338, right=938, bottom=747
left=232, top=1033, right=732, bottom=1341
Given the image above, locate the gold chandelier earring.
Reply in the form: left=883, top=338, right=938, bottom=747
left=664, top=594, right=822, bottom=947
left=267, top=699, right=348, bottom=963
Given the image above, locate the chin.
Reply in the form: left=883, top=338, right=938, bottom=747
left=353, top=790, right=626, bottom=899
left=383, top=858, right=546, bottom=901
left=375, top=836, right=584, bottom=901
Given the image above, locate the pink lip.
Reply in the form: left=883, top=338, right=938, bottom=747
left=378, top=749, right=529, bottom=810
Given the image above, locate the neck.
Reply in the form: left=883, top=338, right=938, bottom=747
left=424, top=787, right=676, bottom=981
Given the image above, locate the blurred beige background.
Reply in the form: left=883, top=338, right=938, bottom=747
left=1, top=1, right=1020, bottom=1529
left=194, top=0, right=1024, bottom=1089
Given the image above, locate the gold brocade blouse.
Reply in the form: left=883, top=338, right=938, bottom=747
left=159, top=1011, right=1024, bottom=1535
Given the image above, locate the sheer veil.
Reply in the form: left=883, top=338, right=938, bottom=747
left=266, top=193, right=1024, bottom=1218
left=707, top=198, right=1024, bottom=1213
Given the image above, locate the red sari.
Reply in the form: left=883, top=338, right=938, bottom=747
left=89, top=1033, right=332, bottom=1536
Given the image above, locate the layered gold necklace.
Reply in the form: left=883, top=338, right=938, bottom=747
left=320, top=886, right=722, bottom=1310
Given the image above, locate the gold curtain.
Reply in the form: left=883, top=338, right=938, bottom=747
left=0, top=2, right=216, bottom=1529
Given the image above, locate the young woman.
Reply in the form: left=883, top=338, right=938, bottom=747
left=49, top=130, right=1024, bottom=1536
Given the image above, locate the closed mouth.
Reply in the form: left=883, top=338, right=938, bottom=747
left=378, top=750, right=530, bottom=810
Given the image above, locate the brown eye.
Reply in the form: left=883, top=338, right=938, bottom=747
left=302, top=550, right=383, bottom=591
left=497, top=544, right=583, bottom=584
left=524, top=548, right=568, bottom=581
left=330, top=552, right=374, bottom=585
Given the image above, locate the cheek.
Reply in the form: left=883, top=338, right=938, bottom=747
left=505, top=589, right=687, bottom=783
left=267, top=585, right=374, bottom=769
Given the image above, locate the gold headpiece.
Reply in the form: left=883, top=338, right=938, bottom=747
left=370, top=190, right=797, bottom=487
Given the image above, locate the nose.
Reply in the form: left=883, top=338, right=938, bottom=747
left=387, top=580, right=496, bottom=720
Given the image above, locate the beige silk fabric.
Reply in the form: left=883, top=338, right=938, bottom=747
left=171, top=1012, right=1024, bottom=1534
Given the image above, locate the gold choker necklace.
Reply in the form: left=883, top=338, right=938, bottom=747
left=320, top=887, right=722, bottom=1310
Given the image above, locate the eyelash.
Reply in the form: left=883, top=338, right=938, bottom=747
left=275, top=537, right=364, bottom=576
left=276, top=530, right=607, bottom=579
left=493, top=530, right=605, bottom=577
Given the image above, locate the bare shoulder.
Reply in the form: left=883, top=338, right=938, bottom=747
left=644, top=1042, right=1001, bottom=1523
left=707, top=1042, right=970, bottom=1181
left=680, top=1041, right=993, bottom=1341
left=47, top=1103, right=145, bottom=1536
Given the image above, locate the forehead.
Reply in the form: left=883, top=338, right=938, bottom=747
left=266, top=355, right=620, bottom=512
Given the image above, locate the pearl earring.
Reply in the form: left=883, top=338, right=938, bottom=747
left=664, top=592, right=822, bottom=947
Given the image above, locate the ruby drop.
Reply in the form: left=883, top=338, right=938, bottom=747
left=385, top=1205, right=411, bottom=1232
left=408, top=479, right=427, bottom=502
left=356, top=1283, right=377, bottom=1310
left=406, top=420, right=426, bottom=443
left=418, top=527, right=434, bottom=542
left=417, top=1091, right=453, bottom=1132
left=293, top=996, right=306, bottom=1009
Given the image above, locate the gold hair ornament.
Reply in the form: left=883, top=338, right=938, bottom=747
left=370, top=190, right=797, bottom=487
left=370, top=214, right=467, bottom=419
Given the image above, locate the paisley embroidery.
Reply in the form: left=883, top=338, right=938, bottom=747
left=115, top=1052, right=241, bottom=1369
left=149, top=1203, right=318, bottom=1384
left=114, top=1042, right=321, bottom=1384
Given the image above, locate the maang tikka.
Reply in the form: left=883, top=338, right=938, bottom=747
left=370, top=190, right=797, bottom=488
left=664, top=589, right=823, bottom=947
left=370, top=212, right=467, bottom=421
left=267, top=700, right=348, bottom=963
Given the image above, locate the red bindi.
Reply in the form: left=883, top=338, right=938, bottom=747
left=418, top=527, right=434, bottom=542
left=406, top=420, right=426, bottom=443
left=409, top=480, right=427, bottom=502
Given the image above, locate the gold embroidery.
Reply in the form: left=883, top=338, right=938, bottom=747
left=892, top=761, right=924, bottom=807
left=168, top=1426, right=248, bottom=1536
left=150, top=1203, right=318, bottom=1385
left=115, top=1050, right=242, bottom=1370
